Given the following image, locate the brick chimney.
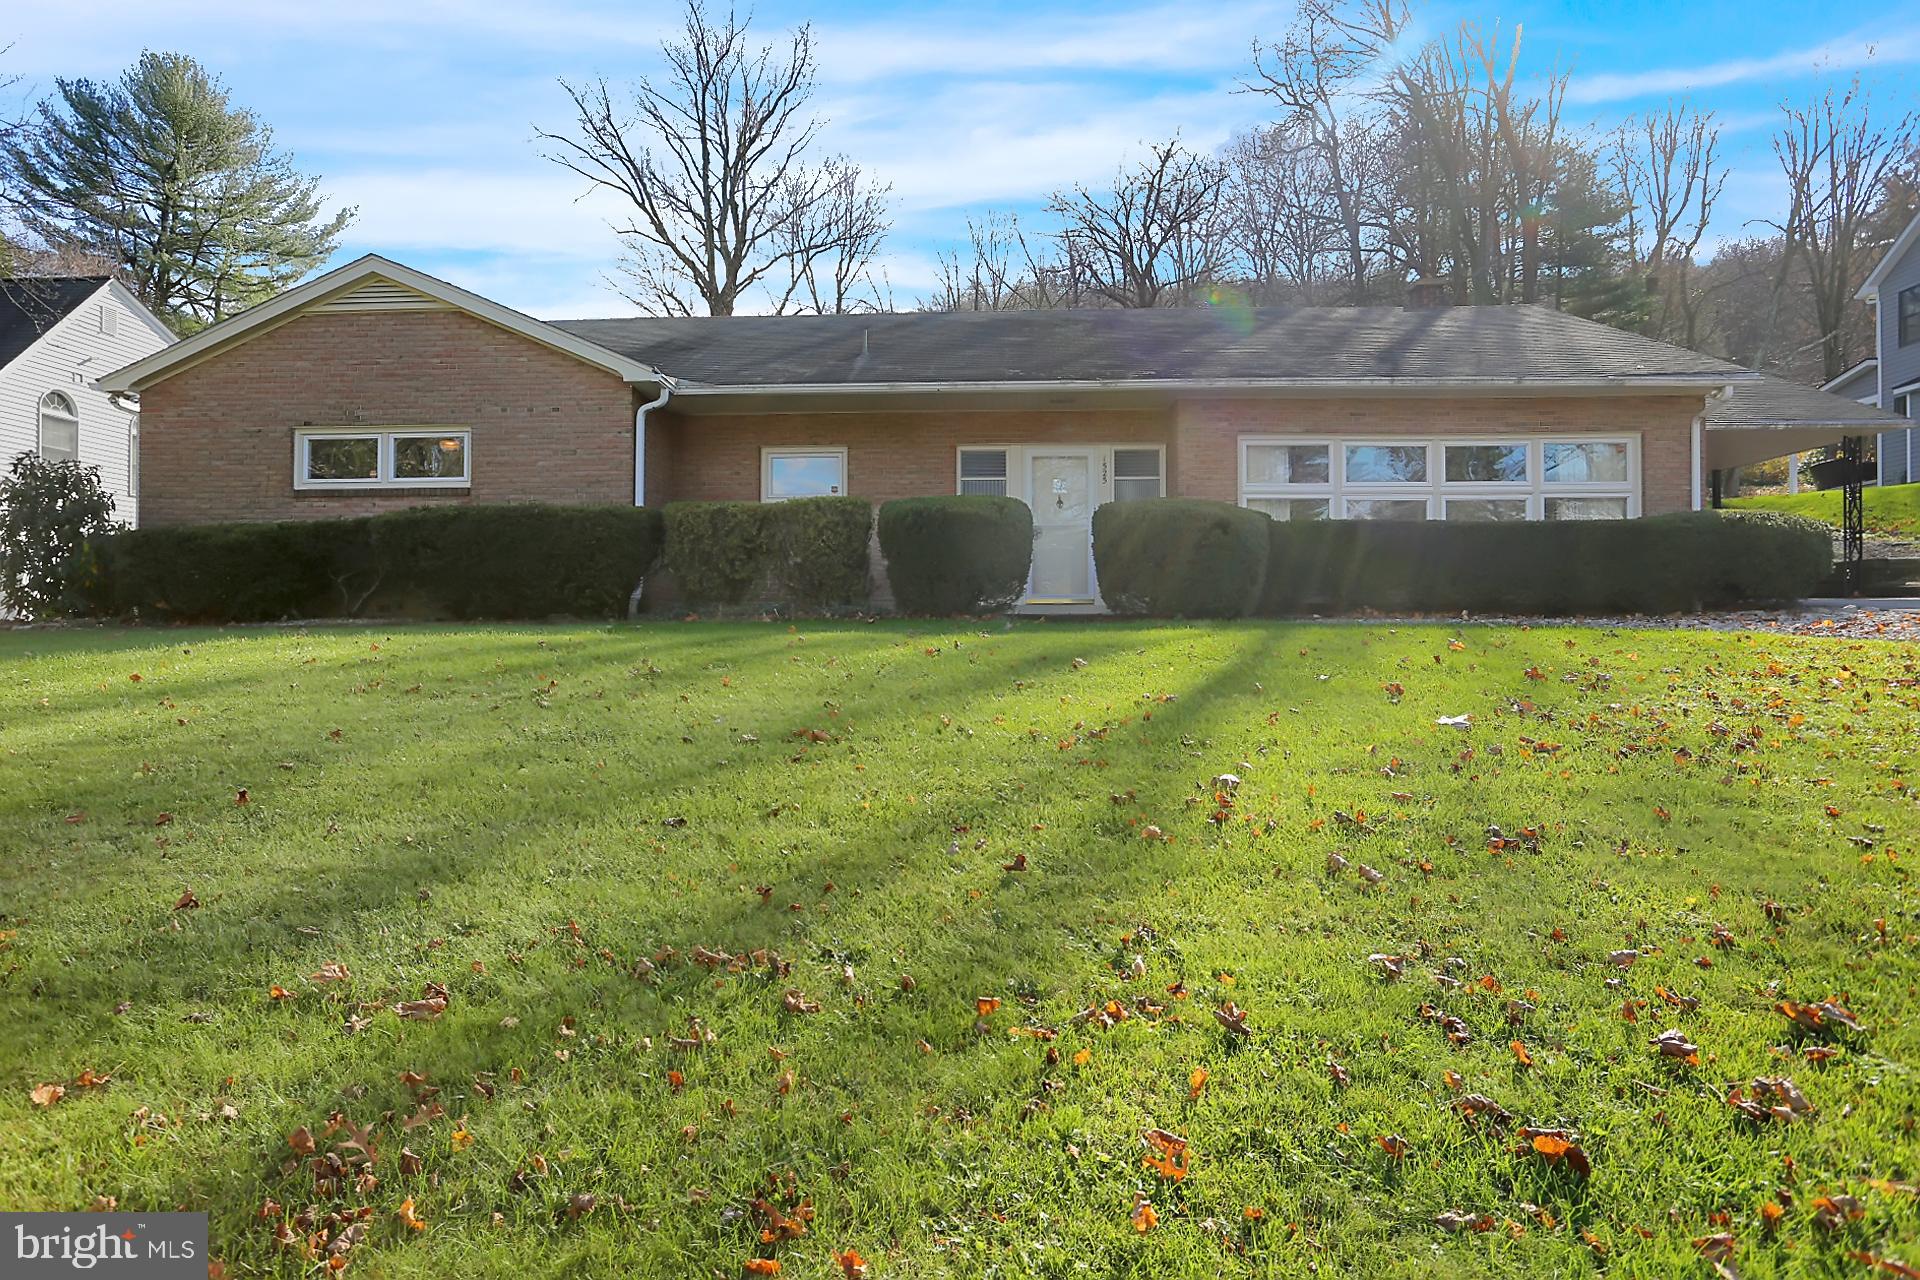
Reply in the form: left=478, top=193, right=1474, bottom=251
left=1405, top=276, right=1452, bottom=308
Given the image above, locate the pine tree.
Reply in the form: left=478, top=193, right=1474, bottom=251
left=2, top=51, right=352, bottom=328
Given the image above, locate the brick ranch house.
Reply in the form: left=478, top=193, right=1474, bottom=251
left=101, top=255, right=1903, bottom=611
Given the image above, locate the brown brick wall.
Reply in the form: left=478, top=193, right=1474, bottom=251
left=1171, top=395, right=1704, bottom=515
left=137, top=304, right=1709, bottom=526
left=656, top=407, right=1174, bottom=503
left=138, top=310, right=635, bottom=526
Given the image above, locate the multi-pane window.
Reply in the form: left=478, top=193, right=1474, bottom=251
left=38, top=391, right=79, bottom=462
left=954, top=446, right=1166, bottom=501
left=761, top=447, right=846, bottom=501
left=295, top=429, right=471, bottom=490
left=1240, top=436, right=1637, bottom=521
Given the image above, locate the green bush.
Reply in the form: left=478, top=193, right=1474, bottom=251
left=766, top=496, right=872, bottom=612
left=0, top=454, right=123, bottom=619
left=878, top=495, right=1032, bottom=614
left=1256, top=510, right=1831, bottom=616
left=661, top=502, right=773, bottom=607
left=94, top=504, right=662, bottom=622
left=96, top=518, right=349, bottom=621
left=363, top=505, right=664, bottom=619
left=1091, top=499, right=1271, bottom=617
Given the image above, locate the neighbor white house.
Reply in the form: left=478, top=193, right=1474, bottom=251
left=1, top=276, right=176, bottom=524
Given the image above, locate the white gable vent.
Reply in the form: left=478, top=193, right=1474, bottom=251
left=313, top=277, right=452, bottom=313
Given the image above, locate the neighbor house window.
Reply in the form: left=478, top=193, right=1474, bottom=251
left=38, top=392, right=79, bottom=462
left=1111, top=447, right=1165, bottom=501
left=294, top=429, right=470, bottom=490
left=1240, top=434, right=1638, bottom=521
left=957, top=448, right=1009, bottom=496
left=761, top=447, right=846, bottom=501
left=1901, top=284, right=1920, bottom=347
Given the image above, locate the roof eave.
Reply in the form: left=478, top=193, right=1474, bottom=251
left=670, top=374, right=1746, bottom=399
left=1857, top=210, right=1920, bottom=299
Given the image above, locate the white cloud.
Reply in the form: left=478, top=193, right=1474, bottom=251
left=1566, top=29, right=1920, bottom=104
left=812, top=2, right=1289, bottom=81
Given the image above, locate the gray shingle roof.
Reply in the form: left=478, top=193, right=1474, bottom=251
left=1706, top=373, right=1909, bottom=431
left=0, top=276, right=108, bottom=371
left=551, top=304, right=1747, bottom=388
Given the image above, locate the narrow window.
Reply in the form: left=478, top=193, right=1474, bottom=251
left=958, top=448, right=1009, bottom=496
left=1111, top=447, right=1164, bottom=501
left=1901, top=284, right=1920, bottom=347
left=38, top=392, right=80, bottom=462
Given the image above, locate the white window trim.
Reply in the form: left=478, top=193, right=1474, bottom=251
left=294, top=427, right=471, bottom=491
left=957, top=444, right=1014, bottom=496
left=1110, top=444, right=1167, bottom=498
left=1239, top=434, right=1640, bottom=521
left=953, top=445, right=1168, bottom=502
left=39, top=391, right=80, bottom=462
left=760, top=446, right=848, bottom=502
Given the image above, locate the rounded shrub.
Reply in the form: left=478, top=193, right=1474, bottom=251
left=878, top=495, right=1032, bottom=614
left=766, top=496, right=873, bottom=612
left=1091, top=498, right=1270, bottom=617
left=662, top=502, right=774, bottom=607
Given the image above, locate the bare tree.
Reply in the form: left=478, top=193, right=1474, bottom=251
left=1245, top=0, right=1403, bottom=301
left=781, top=164, right=892, bottom=313
left=1770, top=82, right=1917, bottom=380
left=536, top=2, right=890, bottom=316
left=1223, top=125, right=1344, bottom=303
left=1609, top=103, right=1726, bottom=342
left=1045, top=139, right=1229, bottom=308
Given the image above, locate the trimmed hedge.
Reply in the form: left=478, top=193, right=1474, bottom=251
left=92, top=518, right=349, bottom=622
left=767, top=497, right=872, bottom=612
left=1256, top=509, right=1832, bottom=615
left=1091, top=499, right=1270, bottom=617
left=93, top=504, right=663, bottom=622
left=662, top=502, right=773, bottom=606
left=662, top=497, right=873, bottom=611
left=878, top=495, right=1032, bottom=614
left=362, top=506, right=665, bottom=619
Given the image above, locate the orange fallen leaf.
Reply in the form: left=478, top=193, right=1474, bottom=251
left=744, top=1262, right=781, bottom=1276
left=1189, top=1068, right=1208, bottom=1099
left=1510, top=1039, right=1533, bottom=1067
left=834, top=1248, right=869, bottom=1278
left=30, top=1083, right=64, bottom=1107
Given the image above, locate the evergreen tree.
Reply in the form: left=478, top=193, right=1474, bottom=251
left=2, top=52, right=352, bottom=328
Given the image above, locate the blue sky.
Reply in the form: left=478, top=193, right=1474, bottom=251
left=5, top=1, right=1918, bottom=318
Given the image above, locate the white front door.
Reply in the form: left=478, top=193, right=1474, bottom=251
left=1026, top=449, right=1097, bottom=603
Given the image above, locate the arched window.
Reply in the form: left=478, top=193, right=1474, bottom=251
left=38, top=392, right=79, bottom=462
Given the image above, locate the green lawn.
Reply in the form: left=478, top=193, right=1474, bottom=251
left=1730, top=481, right=1920, bottom=538
left=3, top=621, right=1917, bottom=1278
